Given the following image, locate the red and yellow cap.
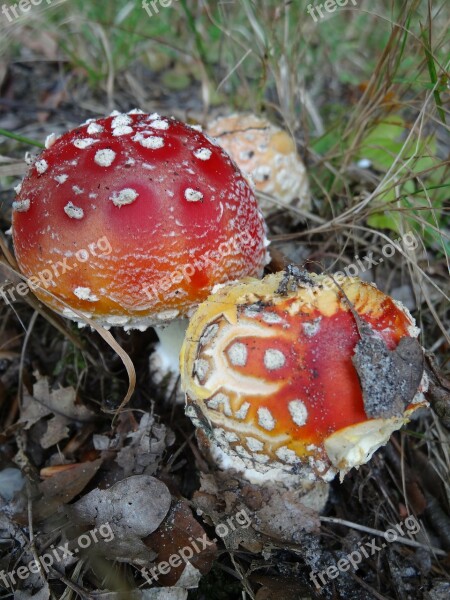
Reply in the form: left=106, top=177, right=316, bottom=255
left=180, top=272, right=428, bottom=482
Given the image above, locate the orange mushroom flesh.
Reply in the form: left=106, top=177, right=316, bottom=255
left=180, top=272, right=428, bottom=483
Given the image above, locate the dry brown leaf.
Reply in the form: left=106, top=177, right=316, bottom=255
left=40, top=415, right=70, bottom=449
left=69, top=475, right=172, bottom=565
left=405, top=480, right=428, bottom=516
left=254, top=488, right=322, bottom=543
left=194, top=469, right=322, bottom=553
left=37, top=458, right=102, bottom=514
left=40, top=463, right=86, bottom=478
left=20, top=392, right=53, bottom=429
left=425, top=353, right=450, bottom=428
left=353, top=334, right=424, bottom=418
left=114, top=413, right=175, bottom=477
left=32, top=372, right=96, bottom=422
left=19, top=372, right=96, bottom=449
left=12, top=459, right=102, bottom=524
left=144, top=500, right=217, bottom=588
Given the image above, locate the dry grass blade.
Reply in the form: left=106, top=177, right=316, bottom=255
left=93, top=324, right=137, bottom=418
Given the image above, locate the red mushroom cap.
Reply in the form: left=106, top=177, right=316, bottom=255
left=180, top=272, right=428, bottom=482
left=12, top=111, right=268, bottom=329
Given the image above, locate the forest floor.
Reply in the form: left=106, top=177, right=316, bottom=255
left=0, top=1, right=449, bottom=599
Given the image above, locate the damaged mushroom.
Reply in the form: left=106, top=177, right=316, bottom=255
left=207, top=113, right=311, bottom=216
left=180, top=270, right=428, bottom=493
left=11, top=110, right=269, bottom=373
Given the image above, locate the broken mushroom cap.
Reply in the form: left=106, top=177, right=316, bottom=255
left=180, top=272, right=428, bottom=484
left=206, top=113, right=311, bottom=215
left=11, top=111, right=269, bottom=331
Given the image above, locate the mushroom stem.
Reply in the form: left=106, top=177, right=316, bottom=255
left=197, top=432, right=330, bottom=511
left=152, top=318, right=189, bottom=376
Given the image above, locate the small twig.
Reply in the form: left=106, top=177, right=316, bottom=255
left=26, top=481, right=49, bottom=588
left=323, top=271, right=370, bottom=338
left=47, top=565, right=93, bottom=600
left=18, top=311, right=38, bottom=406
left=320, top=516, right=447, bottom=556
left=348, top=572, right=390, bottom=600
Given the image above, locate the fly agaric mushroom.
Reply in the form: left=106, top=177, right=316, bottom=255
left=11, top=111, right=269, bottom=371
left=180, top=270, right=428, bottom=484
left=206, top=113, right=311, bottom=216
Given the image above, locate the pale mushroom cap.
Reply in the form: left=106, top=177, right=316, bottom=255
left=181, top=272, right=428, bottom=482
left=206, top=113, right=311, bottom=213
